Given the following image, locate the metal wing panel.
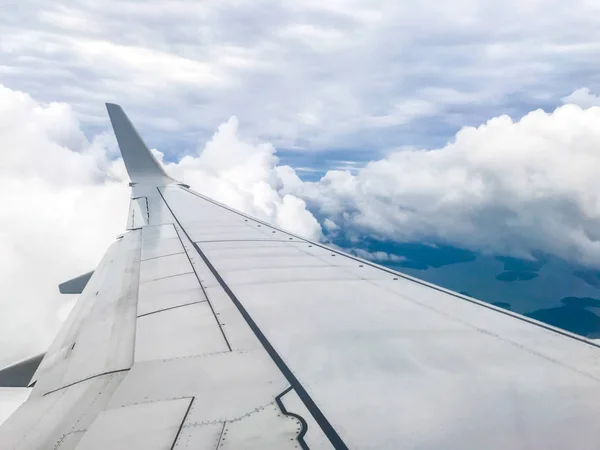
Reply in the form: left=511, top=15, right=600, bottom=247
left=74, top=398, right=192, bottom=450
left=134, top=302, right=230, bottom=361
left=139, top=252, right=192, bottom=283
left=106, top=350, right=288, bottom=422
left=230, top=278, right=600, bottom=449
left=279, top=389, right=335, bottom=450
left=126, top=197, right=149, bottom=230
left=137, top=272, right=204, bottom=316
left=216, top=404, right=302, bottom=450
left=140, top=237, right=183, bottom=261
left=31, top=230, right=141, bottom=397
left=0, top=372, right=127, bottom=449
left=160, top=184, right=600, bottom=450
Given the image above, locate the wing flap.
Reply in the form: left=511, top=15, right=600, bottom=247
left=74, top=398, right=192, bottom=450
left=31, top=231, right=141, bottom=397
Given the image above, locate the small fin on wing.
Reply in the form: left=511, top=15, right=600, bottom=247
left=0, top=353, right=45, bottom=387
left=106, top=103, right=174, bottom=184
left=58, top=271, right=94, bottom=294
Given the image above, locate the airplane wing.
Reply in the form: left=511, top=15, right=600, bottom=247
left=2, top=104, right=600, bottom=449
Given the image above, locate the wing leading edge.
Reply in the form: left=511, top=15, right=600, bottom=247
left=2, top=105, right=600, bottom=449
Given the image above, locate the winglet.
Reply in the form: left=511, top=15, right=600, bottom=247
left=0, top=353, right=45, bottom=387
left=106, top=103, right=174, bottom=184
left=58, top=271, right=94, bottom=294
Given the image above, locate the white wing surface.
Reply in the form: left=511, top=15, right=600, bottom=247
left=2, top=104, right=600, bottom=449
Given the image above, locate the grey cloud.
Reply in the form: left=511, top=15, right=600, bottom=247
left=3, top=0, right=600, bottom=154
left=290, top=104, right=600, bottom=267
left=562, top=88, right=600, bottom=108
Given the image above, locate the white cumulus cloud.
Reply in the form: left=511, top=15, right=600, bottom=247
left=0, top=85, right=321, bottom=371
left=297, top=104, right=600, bottom=266
left=164, top=117, right=322, bottom=240
left=562, top=88, right=600, bottom=108
left=351, top=249, right=405, bottom=263
left=0, top=85, right=129, bottom=367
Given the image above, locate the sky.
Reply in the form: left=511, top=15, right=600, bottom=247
left=3, top=0, right=600, bottom=421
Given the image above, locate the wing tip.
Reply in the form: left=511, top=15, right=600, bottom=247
left=105, top=102, right=176, bottom=184
left=105, top=102, right=123, bottom=115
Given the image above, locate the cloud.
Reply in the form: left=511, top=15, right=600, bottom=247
left=0, top=85, right=129, bottom=368
left=164, top=116, right=322, bottom=240
left=296, top=104, right=600, bottom=267
left=350, top=249, right=405, bottom=263
left=323, top=218, right=339, bottom=231
left=562, top=88, right=600, bottom=108
left=3, top=0, right=600, bottom=152
left=0, top=84, right=321, bottom=373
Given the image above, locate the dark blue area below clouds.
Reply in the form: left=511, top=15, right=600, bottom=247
left=495, top=271, right=539, bottom=281
left=334, top=235, right=600, bottom=338
left=573, top=270, right=600, bottom=288
left=526, top=297, right=600, bottom=338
